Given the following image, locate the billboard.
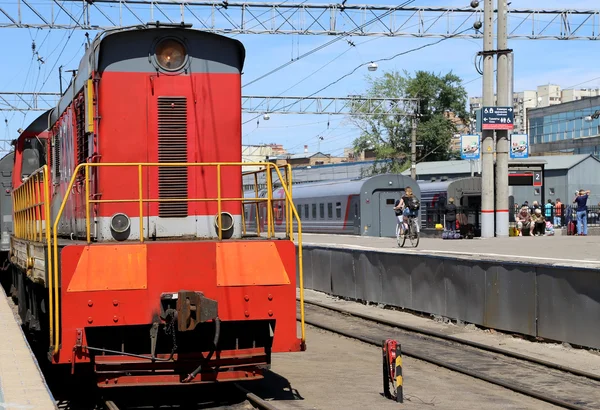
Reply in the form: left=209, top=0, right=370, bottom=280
left=510, top=134, right=529, bottom=158
left=460, top=134, right=480, bottom=160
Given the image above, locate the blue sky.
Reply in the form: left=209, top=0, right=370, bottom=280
left=1, top=0, right=599, bottom=157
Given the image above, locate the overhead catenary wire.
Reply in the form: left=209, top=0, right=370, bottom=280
left=243, top=27, right=474, bottom=127
left=242, top=0, right=416, bottom=89
left=35, top=8, right=86, bottom=96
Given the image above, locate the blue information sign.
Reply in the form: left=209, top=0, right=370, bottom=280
left=510, top=134, right=529, bottom=158
left=460, top=134, right=480, bottom=160
left=482, top=106, right=514, bottom=130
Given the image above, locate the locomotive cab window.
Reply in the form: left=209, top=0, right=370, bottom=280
left=21, top=138, right=47, bottom=180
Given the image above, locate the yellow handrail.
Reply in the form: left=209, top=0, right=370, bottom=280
left=11, top=166, right=53, bottom=345
left=13, top=167, right=49, bottom=242
left=269, top=165, right=305, bottom=348
left=49, top=161, right=306, bottom=354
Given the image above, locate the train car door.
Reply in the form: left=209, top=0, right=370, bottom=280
left=378, top=191, right=400, bottom=237
left=462, top=194, right=481, bottom=228
left=350, top=195, right=360, bottom=235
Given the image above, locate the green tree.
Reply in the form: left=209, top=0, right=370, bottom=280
left=351, top=69, right=468, bottom=175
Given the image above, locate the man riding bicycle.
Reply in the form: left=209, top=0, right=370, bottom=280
left=393, top=186, right=420, bottom=236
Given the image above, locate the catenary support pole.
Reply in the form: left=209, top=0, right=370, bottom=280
left=481, top=0, right=495, bottom=238
left=495, top=0, right=510, bottom=237
left=411, top=116, right=417, bottom=180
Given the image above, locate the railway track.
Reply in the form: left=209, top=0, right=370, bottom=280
left=98, top=383, right=279, bottom=410
left=299, top=299, right=600, bottom=410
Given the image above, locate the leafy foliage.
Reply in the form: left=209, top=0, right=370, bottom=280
left=351, top=69, right=468, bottom=175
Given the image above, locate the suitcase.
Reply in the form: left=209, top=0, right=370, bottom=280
left=567, top=220, right=576, bottom=236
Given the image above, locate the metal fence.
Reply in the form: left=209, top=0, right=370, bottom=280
left=513, top=204, right=600, bottom=227
left=422, top=204, right=600, bottom=234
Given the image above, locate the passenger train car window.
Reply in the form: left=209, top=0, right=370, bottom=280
left=327, top=203, right=333, bottom=219
left=312, top=204, right=317, bottom=219
left=336, top=202, right=342, bottom=219
left=319, top=203, right=324, bottom=219
left=304, top=204, right=309, bottom=219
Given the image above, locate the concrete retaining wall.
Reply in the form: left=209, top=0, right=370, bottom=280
left=297, top=245, right=600, bottom=350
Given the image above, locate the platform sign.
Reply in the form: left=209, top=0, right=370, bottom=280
left=481, top=106, right=514, bottom=130
left=460, top=134, right=480, bottom=160
left=533, top=171, right=543, bottom=187
left=510, top=134, right=529, bottom=159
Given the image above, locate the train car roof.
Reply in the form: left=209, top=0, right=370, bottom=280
left=418, top=176, right=481, bottom=193
left=50, top=23, right=246, bottom=125
left=269, top=174, right=420, bottom=200
left=16, top=110, right=52, bottom=140
left=418, top=180, right=453, bottom=192
left=287, top=178, right=366, bottom=198
left=0, top=151, right=14, bottom=169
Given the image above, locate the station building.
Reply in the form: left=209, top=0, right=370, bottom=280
left=527, top=95, right=600, bottom=156
left=400, top=154, right=600, bottom=208
left=243, top=152, right=600, bottom=213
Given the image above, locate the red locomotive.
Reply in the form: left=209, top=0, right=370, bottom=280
left=8, top=23, right=305, bottom=387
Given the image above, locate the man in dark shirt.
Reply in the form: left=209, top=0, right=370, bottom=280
left=444, top=198, right=457, bottom=232
left=574, top=189, right=591, bottom=235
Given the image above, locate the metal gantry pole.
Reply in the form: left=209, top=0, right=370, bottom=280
left=481, top=0, right=495, bottom=238
left=495, top=0, right=510, bottom=237
left=411, top=116, right=417, bottom=180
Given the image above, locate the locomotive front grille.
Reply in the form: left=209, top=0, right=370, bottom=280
left=157, top=97, right=188, bottom=218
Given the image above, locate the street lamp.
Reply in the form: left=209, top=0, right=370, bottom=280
left=263, top=113, right=270, bottom=120
left=368, top=62, right=378, bottom=72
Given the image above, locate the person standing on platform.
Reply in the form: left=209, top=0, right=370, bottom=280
left=554, top=198, right=562, bottom=227
left=444, top=197, right=457, bottom=233
left=573, top=189, right=590, bottom=236
left=544, top=199, right=553, bottom=221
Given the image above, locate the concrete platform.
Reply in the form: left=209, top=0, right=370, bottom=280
left=295, top=233, right=600, bottom=350
left=0, top=288, right=56, bottom=409
left=297, top=233, right=600, bottom=269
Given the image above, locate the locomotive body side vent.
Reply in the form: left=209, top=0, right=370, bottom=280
left=157, top=97, right=188, bottom=218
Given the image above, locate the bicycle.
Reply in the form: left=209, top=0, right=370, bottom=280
left=396, top=214, right=420, bottom=248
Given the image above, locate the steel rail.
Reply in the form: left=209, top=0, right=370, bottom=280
left=234, top=383, right=280, bottom=410
left=301, top=298, right=600, bottom=382
left=298, top=300, right=595, bottom=410
left=103, top=400, right=120, bottom=410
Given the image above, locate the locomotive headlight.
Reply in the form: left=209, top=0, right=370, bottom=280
left=155, top=38, right=187, bottom=71
left=110, top=213, right=131, bottom=241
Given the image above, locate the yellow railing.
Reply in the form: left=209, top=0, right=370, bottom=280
left=49, top=162, right=305, bottom=355
left=241, top=163, right=294, bottom=239
left=11, top=165, right=54, bottom=346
